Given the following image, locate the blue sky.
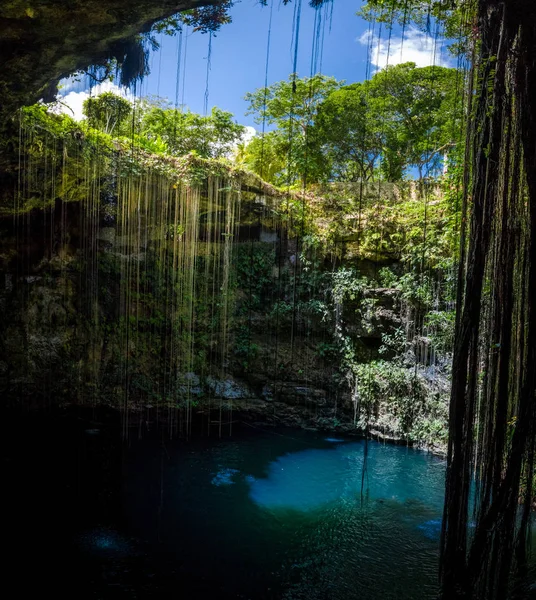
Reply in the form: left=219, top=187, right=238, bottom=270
left=142, top=0, right=370, bottom=126
left=59, top=0, right=451, bottom=128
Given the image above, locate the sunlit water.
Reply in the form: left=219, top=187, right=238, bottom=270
left=16, top=423, right=531, bottom=599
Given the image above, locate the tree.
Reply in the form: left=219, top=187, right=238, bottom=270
left=316, top=63, right=462, bottom=182
left=439, top=1, right=536, bottom=597
left=140, top=101, right=245, bottom=159
left=81, top=93, right=246, bottom=159
left=245, top=74, right=340, bottom=184
left=83, top=92, right=132, bottom=136
left=235, top=131, right=287, bottom=185
left=315, top=82, right=386, bottom=181
left=368, top=63, right=462, bottom=180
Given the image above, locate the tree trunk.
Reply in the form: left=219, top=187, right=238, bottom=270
left=440, top=1, right=536, bottom=598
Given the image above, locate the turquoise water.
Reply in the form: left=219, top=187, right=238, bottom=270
left=116, top=428, right=447, bottom=599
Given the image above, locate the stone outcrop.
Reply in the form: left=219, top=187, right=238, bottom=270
left=0, top=0, right=222, bottom=125
left=0, top=211, right=448, bottom=451
left=0, top=136, right=450, bottom=452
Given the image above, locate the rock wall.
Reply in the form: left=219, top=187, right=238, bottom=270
left=0, top=178, right=450, bottom=451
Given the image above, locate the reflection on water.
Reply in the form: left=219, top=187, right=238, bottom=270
left=211, top=467, right=239, bottom=486
left=116, top=430, right=447, bottom=599
left=417, top=519, right=443, bottom=540
left=79, top=526, right=140, bottom=557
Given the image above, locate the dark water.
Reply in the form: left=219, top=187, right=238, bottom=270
left=5, top=416, right=535, bottom=599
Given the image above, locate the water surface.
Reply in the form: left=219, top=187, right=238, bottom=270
left=116, top=428, right=446, bottom=599
left=9, top=419, right=535, bottom=598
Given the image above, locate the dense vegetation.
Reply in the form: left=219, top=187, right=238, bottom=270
left=242, top=64, right=463, bottom=185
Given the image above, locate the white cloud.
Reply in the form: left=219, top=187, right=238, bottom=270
left=358, top=27, right=452, bottom=71
left=51, top=81, right=133, bottom=121
left=241, top=126, right=256, bottom=145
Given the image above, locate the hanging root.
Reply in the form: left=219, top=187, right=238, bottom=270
left=440, top=1, right=536, bottom=598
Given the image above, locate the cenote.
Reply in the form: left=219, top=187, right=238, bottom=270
left=2, top=1, right=536, bottom=598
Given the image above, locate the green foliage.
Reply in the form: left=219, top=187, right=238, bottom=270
left=8, top=104, right=113, bottom=214
left=369, top=63, right=463, bottom=179
left=233, top=325, right=259, bottom=372
left=172, top=2, right=234, bottom=34
left=129, top=131, right=169, bottom=154
left=235, top=131, right=287, bottom=185
left=234, top=243, right=275, bottom=310
left=149, top=3, right=236, bottom=38
left=315, top=342, right=340, bottom=360
left=139, top=100, right=245, bottom=159
left=425, top=309, right=455, bottom=355
left=308, top=180, right=460, bottom=272
left=354, top=360, right=420, bottom=430
left=243, top=64, right=462, bottom=185
left=379, top=326, right=408, bottom=356
left=316, top=82, right=386, bottom=181
left=331, top=268, right=370, bottom=304
left=317, top=63, right=463, bottom=181
left=245, top=73, right=340, bottom=131
left=83, top=92, right=132, bottom=135
left=378, top=267, right=399, bottom=287
left=11, top=67, right=457, bottom=452
left=245, top=74, right=340, bottom=184
left=352, top=359, right=448, bottom=446
left=269, top=300, right=294, bottom=324
left=58, top=90, right=246, bottom=162
left=395, top=272, right=435, bottom=310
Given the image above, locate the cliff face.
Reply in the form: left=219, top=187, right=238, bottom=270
left=0, top=0, right=219, bottom=123
left=0, top=170, right=450, bottom=451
